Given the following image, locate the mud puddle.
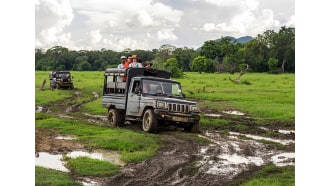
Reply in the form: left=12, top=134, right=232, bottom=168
left=35, top=150, right=124, bottom=171
left=229, top=131, right=295, bottom=145
left=196, top=131, right=295, bottom=179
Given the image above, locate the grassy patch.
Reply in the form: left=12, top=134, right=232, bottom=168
left=66, top=157, right=119, bottom=177
left=200, top=117, right=229, bottom=127
left=36, top=114, right=161, bottom=163
left=35, top=166, right=82, bottom=186
left=241, top=164, right=295, bottom=186
left=80, top=97, right=106, bottom=115
left=175, top=72, right=294, bottom=121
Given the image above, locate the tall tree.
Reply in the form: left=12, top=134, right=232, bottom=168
left=274, top=27, right=295, bottom=73
left=192, top=56, right=207, bottom=74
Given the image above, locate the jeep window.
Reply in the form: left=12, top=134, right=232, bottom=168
left=142, top=79, right=183, bottom=98
left=132, top=80, right=140, bottom=93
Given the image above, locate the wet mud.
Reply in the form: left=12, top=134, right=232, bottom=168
left=35, top=95, right=295, bottom=186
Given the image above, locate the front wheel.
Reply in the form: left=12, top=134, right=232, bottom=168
left=142, top=109, right=158, bottom=132
left=108, top=109, right=121, bottom=127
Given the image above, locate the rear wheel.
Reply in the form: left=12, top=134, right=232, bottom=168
left=108, top=109, right=121, bottom=127
left=142, top=109, right=158, bottom=132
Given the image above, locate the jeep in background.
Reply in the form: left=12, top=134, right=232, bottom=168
left=49, top=71, right=74, bottom=89
left=102, top=68, right=200, bottom=133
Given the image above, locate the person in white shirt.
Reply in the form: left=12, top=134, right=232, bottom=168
left=117, top=56, right=126, bottom=68
left=128, top=55, right=142, bottom=68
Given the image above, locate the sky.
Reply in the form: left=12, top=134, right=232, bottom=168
left=35, top=0, right=295, bottom=51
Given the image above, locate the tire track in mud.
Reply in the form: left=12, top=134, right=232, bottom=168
left=102, top=130, right=294, bottom=186
left=103, top=134, right=200, bottom=186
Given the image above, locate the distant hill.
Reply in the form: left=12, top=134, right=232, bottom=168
left=215, top=36, right=253, bottom=44
left=196, top=36, right=254, bottom=50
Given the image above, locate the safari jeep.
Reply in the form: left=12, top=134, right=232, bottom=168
left=102, top=68, right=200, bottom=133
left=49, top=71, right=74, bottom=89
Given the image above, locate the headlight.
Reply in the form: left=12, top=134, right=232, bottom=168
left=156, top=101, right=167, bottom=109
left=190, top=105, right=199, bottom=112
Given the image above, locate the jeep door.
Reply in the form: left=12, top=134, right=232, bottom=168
left=126, top=80, right=141, bottom=116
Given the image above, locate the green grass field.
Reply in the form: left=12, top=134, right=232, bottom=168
left=36, top=71, right=294, bottom=121
left=35, top=71, right=295, bottom=185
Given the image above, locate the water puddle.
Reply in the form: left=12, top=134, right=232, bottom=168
left=55, top=135, right=76, bottom=140
left=67, top=149, right=125, bottom=166
left=204, top=113, right=223, bottom=118
left=197, top=131, right=295, bottom=178
left=271, top=152, right=295, bottom=166
left=229, top=132, right=294, bottom=145
left=278, top=129, right=295, bottom=134
left=35, top=152, right=69, bottom=172
left=35, top=150, right=125, bottom=173
left=81, top=178, right=98, bottom=186
left=36, top=106, right=49, bottom=113
left=259, top=127, right=295, bottom=135
left=222, top=110, right=245, bottom=115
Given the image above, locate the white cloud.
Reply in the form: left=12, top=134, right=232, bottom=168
left=157, top=29, right=178, bottom=41
left=90, top=30, right=102, bottom=43
left=199, top=0, right=283, bottom=37
left=35, top=0, right=74, bottom=48
left=285, top=15, right=295, bottom=27
left=35, top=0, right=295, bottom=51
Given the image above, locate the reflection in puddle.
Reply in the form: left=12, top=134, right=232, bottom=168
left=229, top=132, right=294, bottom=145
left=35, top=150, right=125, bottom=173
left=223, top=110, right=245, bottom=115
left=55, top=135, right=76, bottom=140
left=80, top=177, right=98, bottom=186
left=198, top=131, right=295, bottom=178
left=271, top=152, right=295, bottom=166
left=204, top=113, right=223, bottom=118
left=35, top=152, right=69, bottom=172
left=67, top=150, right=125, bottom=166
left=278, top=129, right=295, bottom=134
left=35, top=106, right=43, bottom=113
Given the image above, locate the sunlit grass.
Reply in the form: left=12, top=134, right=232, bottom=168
left=241, top=164, right=295, bottom=186
left=66, top=157, right=120, bottom=177
left=35, top=166, right=82, bottom=186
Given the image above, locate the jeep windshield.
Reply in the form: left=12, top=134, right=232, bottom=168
left=142, top=79, right=183, bottom=98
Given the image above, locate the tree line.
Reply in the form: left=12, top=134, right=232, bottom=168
left=35, top=26, right=294, bottom=77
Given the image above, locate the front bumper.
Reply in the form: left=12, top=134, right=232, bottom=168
left=154, top=109, right=200, bottom=123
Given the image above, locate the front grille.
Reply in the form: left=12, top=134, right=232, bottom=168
left=167, top=103, right=189, bottom=113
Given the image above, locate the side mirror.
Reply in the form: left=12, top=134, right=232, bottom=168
left=182, top=93, right=185, bottom=98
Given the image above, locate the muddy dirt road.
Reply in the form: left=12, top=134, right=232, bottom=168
left=35, top=93, right=295, bottom=186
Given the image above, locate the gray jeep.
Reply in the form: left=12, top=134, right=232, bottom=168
left=102, top=68, right=200, bottom=133
left=49, top=71, right=74, bottom=89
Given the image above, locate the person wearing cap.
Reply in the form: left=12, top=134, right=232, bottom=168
left=117, top=56, right=126, bottom=69
left=129, top=55, right=142, bottom=68
left=124, top=55, right=132, bottom=68
left=143, top=60, right=153, bottom=69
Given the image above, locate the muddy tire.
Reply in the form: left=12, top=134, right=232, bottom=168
left=108, top=109, right=121, bottom=127
left=185, top=122, right=200, bottom=133
left=142, top=109, right=158, bottom=132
